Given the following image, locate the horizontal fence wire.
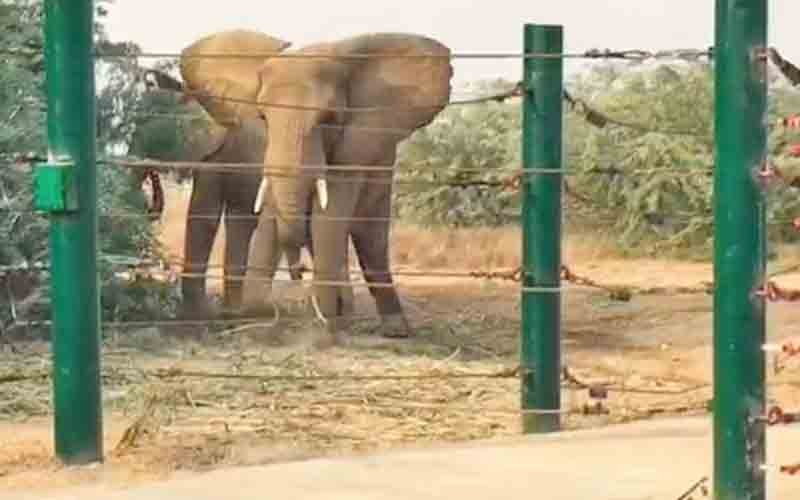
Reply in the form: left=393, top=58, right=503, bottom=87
left=141, top=259, right=526, bottom=282
left=175, top=86, right=521, bottom=113
left=563, top=90, right=711, bottom=137
left=0, top=363, right=712, bottom=417
left=43, top=259, right=715, bottom=299
left=2, top=259, right=715, bottom=336
left=3, top=253, right=715, bottom=296
left=0, top=355, right=712, bottom=398
left=7, top=200, right=800, bottom=234
left=9, top=208, right=800, bottom=230
left=4, top=162, right=715, bottom=186
left=0, top=47, right=714, bottom=61
left=127, top=113, right=419, bottom=136
left=74, top=209, right=800, bottom=230
left=105, top=157, right=714, bottom=177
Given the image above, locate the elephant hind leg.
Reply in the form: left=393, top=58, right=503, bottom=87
left=350, top=214, right=410, bottom=338
left=180, top=172, right=224, bottom=319
left=220, top=174, right=260, bottom=314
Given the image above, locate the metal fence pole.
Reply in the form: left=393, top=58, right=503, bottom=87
left=520, top=24, right=563, bottom=434
left=713, top=1, right=768, bottom=498
left=38, top=0, right=103, bottom=464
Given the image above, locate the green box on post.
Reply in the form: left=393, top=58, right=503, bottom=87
left=33, top=160, right=78, bottom=213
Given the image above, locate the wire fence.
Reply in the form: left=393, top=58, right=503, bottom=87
left=751, top=47, right=800, bottom=478
left=5, top=39, right=800, bottom=491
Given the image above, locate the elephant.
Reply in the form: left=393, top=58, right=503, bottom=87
left=131, top=30, right=354, bottom=319
left=239, top=33, right=453, bottom=336
left=128, top=31, right=290, bottom=318
left=131, top=78, right=270, bottom=319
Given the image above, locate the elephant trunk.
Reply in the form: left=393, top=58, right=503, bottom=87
left=265, top=116, right=325, bottom=252
left=271, top=175, right=314, bottom=250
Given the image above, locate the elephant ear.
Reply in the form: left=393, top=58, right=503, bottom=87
left=180, top=30, right=291, bottom=127
left=130, top=89, right=228, bottom=163
left=179, top=100, right=230, bottom=161
left=337, top=33, right=453, bottom=141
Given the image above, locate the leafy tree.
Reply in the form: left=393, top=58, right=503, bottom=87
left=394, top=77, right=595, bottom=228
left=568, top=64, right=716, bottom=252
left=395, top=63, right=800, bottom=258
left=0, top=0, right=178, bottom=331
left=395, top=79, right=523, bottom=227
left=570, top=62, right=800, bottom=255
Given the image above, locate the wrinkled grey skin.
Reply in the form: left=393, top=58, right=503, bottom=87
left=244, top=33, right=453, bottom=338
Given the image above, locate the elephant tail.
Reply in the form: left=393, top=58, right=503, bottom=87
left=144, top=167, right=165, bottom=218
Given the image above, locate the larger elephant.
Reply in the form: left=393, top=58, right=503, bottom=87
left=243, top=33, right=453, bottom=335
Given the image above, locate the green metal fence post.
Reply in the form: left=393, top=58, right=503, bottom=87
left=521, top=24, right=563, bottom=434
left=39, top=0, right=103, bottom=464
left=713, top=1, right=768, bottom=499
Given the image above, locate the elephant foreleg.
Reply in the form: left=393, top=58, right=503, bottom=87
left=303, top=223, right=355, bottom=315
left=310, top=178, right=359, bottom=330
left=181, top=172, right=224, bottom=319
left=242, top=207, right=281, bottom=315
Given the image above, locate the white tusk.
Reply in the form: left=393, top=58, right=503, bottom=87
left=316, top=178, right=328, bottom=211
left=253, top=177, right=268, bottom=214
left=310, top=294, right=328, bottom=325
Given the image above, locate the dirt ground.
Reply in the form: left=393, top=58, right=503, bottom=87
left=3, top=181, right=800, bottom=497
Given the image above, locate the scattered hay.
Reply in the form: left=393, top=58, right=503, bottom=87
left=0, top=319, right=715, bottom=490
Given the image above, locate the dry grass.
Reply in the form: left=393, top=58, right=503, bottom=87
left=0, top=326, right=715, bottom=494
left=390, top=225, right=626, bottom=271
left=155, top=180, right=626, bottom=280
left=391, top=225, right=520, bottom=270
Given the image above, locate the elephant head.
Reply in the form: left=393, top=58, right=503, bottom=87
left=253, top=33, right=453, bottom=254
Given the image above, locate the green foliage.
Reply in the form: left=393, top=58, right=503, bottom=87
left=128, top=90, right=212, bottom=171
left=394, top=78, right=593, bottom=228
left=396, top=63, right=800, bottom=257
left=569, top=64, right=716, bottom=253
left=570, top=63, right=800, bottom=255
left=0, top=0, right=178, bottom=330
left=395, top=80, right=522, bottom=227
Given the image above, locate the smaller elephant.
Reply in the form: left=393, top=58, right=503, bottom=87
left=130, top=79, right=267, bottom=318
